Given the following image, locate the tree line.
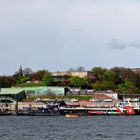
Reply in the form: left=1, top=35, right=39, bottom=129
left=0, top=66, right=140, bottom=94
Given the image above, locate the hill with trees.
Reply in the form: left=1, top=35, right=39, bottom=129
left=0, top=66, right=140, bottom=94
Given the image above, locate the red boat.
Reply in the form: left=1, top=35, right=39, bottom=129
left=116, top=102, right=136, bottom=115
left=88, top=110, right=107, bottom=115
left=88, top=103, right=136, bottom=116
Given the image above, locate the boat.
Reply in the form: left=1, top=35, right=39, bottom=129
left=60, top=100, right=140, bottom=116
left=0, top=110, right=13, bottom=115
left=17, top=105, right=60, bottom=116
left=88, top=105, right=136, bottom=116
left=65, top=113, right=81, bottom=118
left=133, top=108, right=140, bottom=115
left=88, top=108, right=123, bottom=116
left=87, top=101, right=137, bottom=116
left=116, top=102, right=136, bottom=115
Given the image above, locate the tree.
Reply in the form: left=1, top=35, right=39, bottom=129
left=110, top=67, right=124, bottom=84
left=13, top=66, right=23, bottom=81
left=23, top=67, right=33, bottom=76
left=91, top=67, right=107, bottom=81
left=0, top=76, right=15, bottom=88
left=67, top=68, right=76, bottom=72
left=70, top=76, right=87, bottom=88
left=83, top=76, right=93, bottom=88
left=18, top=76, right=30, bottom=84
left=117, top=81, right=139, bottom=94
left=93, top=81, right=103, bottom=91
left=102, top=81, right=116, bottom=91
left=18, top=66, right=23, bottom=78
left=77, top=66, right=85, bottom=72
left=42, top=73, right=54, bottom=86
left=111, top=67, right=140, bottom=88
left=103, top=70, right=117, bottom=83
left=31, top=70, right=47, bottom=81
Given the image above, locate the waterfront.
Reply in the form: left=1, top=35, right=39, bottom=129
left=0, top=116, right=140, bottom=140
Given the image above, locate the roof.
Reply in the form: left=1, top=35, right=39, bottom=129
left=0, top=88, right=25, bottom=95
left=0, top=86, right=66, bottom=95
left=92, top=93, right=118, bottom=102
left=51, top=71, right=94, bottom=78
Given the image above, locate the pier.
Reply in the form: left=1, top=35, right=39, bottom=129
left=0, top=96, right=140, bottom=115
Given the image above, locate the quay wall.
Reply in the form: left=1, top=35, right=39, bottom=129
left=1, top=101, right=140, bottom=115
left=18, top=102, right=47, bottom=109
left=0, top=102, right=47, bottom=114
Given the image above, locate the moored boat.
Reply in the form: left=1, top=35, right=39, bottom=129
left=17, top=105, right=60, bottom=116
left=0, top=110, right=13, bottom=115
left=88, top=108, right=123, bottom=116
left=65, top=113, right=81, bottom=118
left=116, top=102, right=136, bottom=115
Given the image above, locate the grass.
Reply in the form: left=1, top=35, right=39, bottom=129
left=24, top=94, right=93, bottom=101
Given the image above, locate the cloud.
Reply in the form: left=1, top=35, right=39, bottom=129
left=129, top=42, right=140, bottom=48
left=107, top=39, right=126, bottom=50
left=108, top=39, right=140, bottom=50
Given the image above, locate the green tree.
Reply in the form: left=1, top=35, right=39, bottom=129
left=23, top=67, right=33, bottom=76
left=31, top=70, right=48, bottom=81
left=0, top=76, right=15, bottom=88
left=42, top=73, right=54, bottom=86
left=93, top=81, right=103, bottom=91
left=102, top=81, right=116, bottom=91
left=70, top=76, right=86, bottom=88
left=18, top=76, right=30, bottom=84
left=103, top=70, right=117, bottom=83
left=92, top=67, right=106, bottom=81
left=110, top=67, right=125, bottom=84
left=117, top=81, right=139, bottom=94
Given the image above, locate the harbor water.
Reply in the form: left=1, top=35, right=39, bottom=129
left=0, top=116, right=140, bottom=140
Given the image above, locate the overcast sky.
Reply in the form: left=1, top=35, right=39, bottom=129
left=1, top=0, right=140, bottom=75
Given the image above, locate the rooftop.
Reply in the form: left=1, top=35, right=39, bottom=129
left=0, top=88, right=25, bottom=95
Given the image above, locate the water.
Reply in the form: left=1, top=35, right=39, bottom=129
left=0, top=116, right=140, bottom=140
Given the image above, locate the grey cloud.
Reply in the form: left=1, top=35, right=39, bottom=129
left=129, top=42, right=140, bottom=48
left=107, top=39, right=126, bottom=50
left=108, top=39, right=140, bottom=50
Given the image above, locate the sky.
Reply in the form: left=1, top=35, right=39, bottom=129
left=1, top=0, right=140, bottom=75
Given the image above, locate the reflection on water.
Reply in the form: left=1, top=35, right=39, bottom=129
left=0, top=116, right=140, bottom=140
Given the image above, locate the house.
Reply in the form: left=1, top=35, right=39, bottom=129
left=0, top=88, right=26, bottom=101
left=51, top=71, right=95, bottom=81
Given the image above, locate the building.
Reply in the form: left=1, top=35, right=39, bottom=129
left=23, top=87, right=66, bottom=97
left=131, top=68, right=140, bottom=76
left=51, top=71, right=95, bottom=81
left=0, top=86, right=67, bottom=100
left=0, top=88, right=26, bottom=101
left=131, top=68, right=140, bottom=72
left=118, top=93, right=140, bottom=101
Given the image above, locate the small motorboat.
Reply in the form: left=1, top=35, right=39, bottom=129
left=65, top=113, right=81, bottom=118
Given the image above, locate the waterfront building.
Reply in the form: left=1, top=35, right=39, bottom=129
left=0, top=86, right=67, bottom=100
left=0, top=88, right=26, bottom=101
left=23, top=86, right=66, bottom=97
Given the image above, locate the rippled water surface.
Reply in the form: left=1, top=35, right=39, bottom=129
left=0, top=116, right=140, bottom=140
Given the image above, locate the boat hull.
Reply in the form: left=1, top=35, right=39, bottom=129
left=65, top=114, right=81, bottom=118
left=88, top=110, right=122, bottom=116
left=17, top=105, right=60, bottom=116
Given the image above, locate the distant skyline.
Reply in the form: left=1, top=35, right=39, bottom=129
left=1, top=0, right=140, bottom=75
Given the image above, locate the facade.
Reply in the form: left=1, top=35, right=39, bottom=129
left=131, top=68, right=140, bottom=72
left=51, top=71, right=95, bottom=81
left=0, top=88, right=26, bottom=101
left=0, top=87, right=67, bottom=99
left=23, top=87, right=66, bottom=97
left=118, top=93, right=140, bottom=101
left=131, top=68, right=140, bottom=76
